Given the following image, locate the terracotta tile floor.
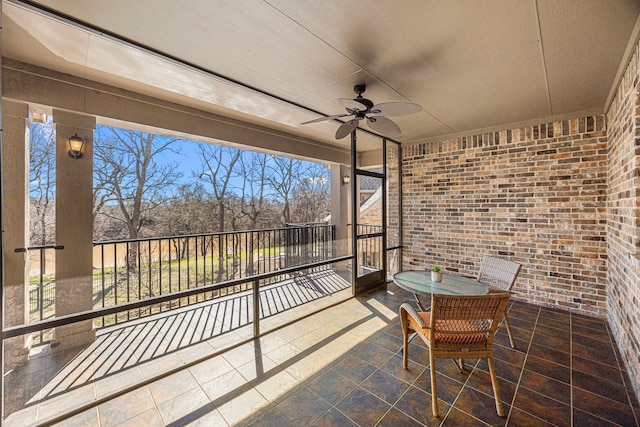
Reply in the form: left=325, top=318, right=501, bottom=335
left=5, top=282, right=640, bottom=426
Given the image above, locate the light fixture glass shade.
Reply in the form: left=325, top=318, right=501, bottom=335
left=342, top=174, right=350, bottom=185
left=68, top=134, right=84, bottom=159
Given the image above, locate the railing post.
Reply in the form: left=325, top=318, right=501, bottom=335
left=39, top=249, right=45, bottom=342
left=253, top=279, right=260, bottom=337
left=87, top=225, right=344, bottom=329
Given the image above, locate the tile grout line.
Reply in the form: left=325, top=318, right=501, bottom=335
left=393, top=304, right=457, bottom=426
left=274, top=333, right=402, bottom=427
left=504, top=304, right=541, bottom=423
left=331, top=349, right=397, bottom=427
left=446, top=359, right=489, bottom=426
left=366, top=334, right=425, bottom=426
left=569, top=310, right=573, bottom=427
left=604, top=319, right=640, bottom=427
left=362, top=307, right=430, bottom=426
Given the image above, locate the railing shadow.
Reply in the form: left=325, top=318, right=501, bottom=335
left=3, top=269, right=351, bottom=418
left=165, top=286, right=401, bottom=426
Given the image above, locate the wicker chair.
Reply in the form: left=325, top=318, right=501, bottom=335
left=400, top=292, right=512, bottom=418
left=477, top=255, right=522, bottom=348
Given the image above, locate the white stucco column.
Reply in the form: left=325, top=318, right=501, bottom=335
left=51, top=110, right=96, bottom=352
left=2, top=100, right=32, bottom=368
left=330, top=164, right=351, bottom=257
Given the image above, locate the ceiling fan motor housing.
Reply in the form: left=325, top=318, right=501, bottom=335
left=353, top=84, right=373, bottom=111
left=301, top=82, right=421, bottom=139
left=356, top=97, right=374, bottom=111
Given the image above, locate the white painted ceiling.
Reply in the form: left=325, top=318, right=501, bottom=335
left=3, top=0, right=640, bottom=153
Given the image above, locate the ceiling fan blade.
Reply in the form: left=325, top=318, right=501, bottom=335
left=369, top=102, right=422, bottom=117
left=338, top=98, right=368, bottom=111
left=335, top=119, right=359, bottom=139
left=366, top=116, right=401, bottom=136
left=301, top=113, right=352, bottom=125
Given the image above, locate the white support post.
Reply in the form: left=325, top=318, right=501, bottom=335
left=51, top=110, right=96, bottom=352
left=1, top=100, right=33, bottom=368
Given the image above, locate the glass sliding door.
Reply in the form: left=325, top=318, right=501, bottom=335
left=350, top=133, right=401, bottom=294
left=354, top=171, right=385, bottom=292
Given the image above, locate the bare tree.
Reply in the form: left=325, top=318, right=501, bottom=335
left=291, top=163, right=330, bottom=223
left=93, top=127, right=182, bottom=273
left=93, top=204, right=128, bottom=240
left=28, top=120, right=56, bottom=246
left=93, top=127, right=182, bottom=239
left=232, top=152, right=271, bottom=275
left=154, top=183, right=212, bottom=236
left=267, top=156, right=300, bottom=225
left=197, top=145, right=242, bottom=233
left=265, top=156, right=305, bottom=226
left=152, top=183, right=219, bottom=261
left=197, top=144, right=242, bottom=280
left=236, top=152, right=270, bottom=229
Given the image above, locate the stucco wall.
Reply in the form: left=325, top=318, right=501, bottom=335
left=606, top=38, right=640, bottom=400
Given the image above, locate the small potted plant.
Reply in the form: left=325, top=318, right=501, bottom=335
left=431, top=265, right=442, bottom=282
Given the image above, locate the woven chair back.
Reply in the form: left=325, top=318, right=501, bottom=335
left=429, top=292, right=511, bottom=354
left=477, top=255, right=522, bottom=292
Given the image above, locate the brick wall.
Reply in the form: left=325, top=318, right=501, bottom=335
left=400, top=36, right=640, bottom=395
left=401, top=118, right=608, bottom=317
left=605, top=39, right=640, bottom=399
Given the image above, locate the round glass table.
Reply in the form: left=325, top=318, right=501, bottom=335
left=393, top=270, right=488, bottom=310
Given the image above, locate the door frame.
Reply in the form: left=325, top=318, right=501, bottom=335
left=351, top=133, right=400, bottom=294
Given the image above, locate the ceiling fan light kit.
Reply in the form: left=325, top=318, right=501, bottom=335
left=301, top=84, right=421, bottom=139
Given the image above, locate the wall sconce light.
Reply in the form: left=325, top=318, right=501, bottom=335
left=342, top=174, right=351, bottom=185
left=68, top=133, right=84, bottom=159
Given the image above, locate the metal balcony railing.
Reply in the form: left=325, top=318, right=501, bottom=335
left=357, top=223, right=384, bottom=271
left=24, top=223, right=336, bottom=342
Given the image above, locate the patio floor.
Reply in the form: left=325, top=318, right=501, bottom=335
left=4, top=280, right=640, bottom=426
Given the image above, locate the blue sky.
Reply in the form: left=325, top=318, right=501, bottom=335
left=33, top=121, right=328, bottom=197
left=172, top=139, right=206, bottom=183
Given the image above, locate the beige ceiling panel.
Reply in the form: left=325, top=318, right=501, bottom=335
left=34, top=0, right=362, bottom=103
left=83, top=34, right=354, bottom=140
left=389, top=113, right=453, bottom=143
left=12, top=1, right=640, bottom=145
left=268, top=1, right=541, bottom=92
left=374, top=1, right=542, bottom=92
left=266, top=0, right=419, bottom=79
left=537, top=0, right=640, bottom=114
left=85, top=38, right=252, bottom=112
left=5, top=2, right=352, bottom=149
left=409, top=43, right=550, bottom=134
left=2, top=2, right=90, bottom=76
left=266, top=0, right=440, bottom=102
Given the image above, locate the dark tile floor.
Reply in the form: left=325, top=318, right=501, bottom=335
left=242, top=283, right=640, bottom=427
left=5, top=282, right=640, bottom=426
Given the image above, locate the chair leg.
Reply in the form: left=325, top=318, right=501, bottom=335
left=503, top=312, right=516, bottom=349
left=452, top=358, right=465, bottom=373
left=487, top=356, right=505, bottom=417
left=402, top=328, right=409, bottom=369
left=430, top=352, right=439, bottom=418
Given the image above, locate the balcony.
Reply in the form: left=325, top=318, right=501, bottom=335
left=26, top=223, right=343, bottom=339
left=2, top=3, right=640, bottom=425
left=4, top=281, right=639, bottom=426
left=4, top=222, right=639, bottom=426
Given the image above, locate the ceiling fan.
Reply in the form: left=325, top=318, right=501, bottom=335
left=301, top=84, right=421, bottom=139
